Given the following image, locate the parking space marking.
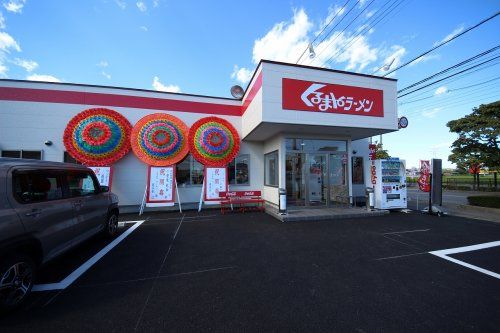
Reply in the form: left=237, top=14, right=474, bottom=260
left=382, top=229, right=430, bottom=235
left=32, top=220, right=146, bottom=292
left=375, top=252, right=429, bottom=261
left=429, top=241, right=500, bottom=280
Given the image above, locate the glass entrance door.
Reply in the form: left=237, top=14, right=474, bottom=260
left=307, top=154, right=327, bottom=206
left=329, top=153, right=348, bottom=205
left=286, top=153, right=306, bottom=206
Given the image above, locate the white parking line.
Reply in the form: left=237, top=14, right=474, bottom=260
left=33, top=220, right=145, bottom=292
left=383, top=229, right=430, bottom=235
left=429, top=241, right=500, bottom=280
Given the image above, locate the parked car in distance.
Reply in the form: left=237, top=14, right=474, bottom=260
left=0, top=158, right=119, bottom=311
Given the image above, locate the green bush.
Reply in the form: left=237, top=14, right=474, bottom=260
left=467, top=196, right=500, bottom=209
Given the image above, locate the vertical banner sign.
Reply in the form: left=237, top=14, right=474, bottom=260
left=369, top=144, right=377, bottom=185
left=204, top=167, right=228, bottom=202
left=418, top=160, right=431, bottom=192
left=147, top=166, right=175, bottom=206
left=89, top=166, right=112, bottom=188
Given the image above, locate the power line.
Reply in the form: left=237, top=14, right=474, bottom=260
left=397, top=55, right=500, bottom=98
left=307, top=0, right=363, bottom=64
left=397, top=60, right=500, bottom=100
left=399, top=76, right=500, bottom=105
left=397, top=45, right=500, bottom=94
left=383, top=11, right=500, bottom=76
left=323, top=0, right=406, bottom=68
left=295, top=0, right=352, bottom=64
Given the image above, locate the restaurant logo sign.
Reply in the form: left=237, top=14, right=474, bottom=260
left=282, top=78, right=384, bottom=117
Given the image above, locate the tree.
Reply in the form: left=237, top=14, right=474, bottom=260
left=374, top=143, right=390, bottom=159
left=447, top=100, right=500, bottom=190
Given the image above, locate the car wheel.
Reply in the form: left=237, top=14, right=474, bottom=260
left=0, top=254, right=36, bottom=311
left=103, top=212, right=119, bottom=238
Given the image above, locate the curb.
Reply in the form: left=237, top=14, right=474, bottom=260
left=457, top=204, right=500, bottom=215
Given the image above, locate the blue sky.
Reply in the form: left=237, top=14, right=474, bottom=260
left=1, top=0, right=499, bottom=168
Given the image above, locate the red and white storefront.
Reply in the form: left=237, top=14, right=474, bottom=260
left=0, top=60, right=398, bottom=211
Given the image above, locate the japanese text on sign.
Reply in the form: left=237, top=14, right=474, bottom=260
left=282, top=78, right=384, bottom=117
left=205, top=167, right=227, bottom=201
left=148, top=166, right=174, bottom=202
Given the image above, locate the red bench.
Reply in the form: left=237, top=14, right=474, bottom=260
left=219, top=191, right=265, bottom=214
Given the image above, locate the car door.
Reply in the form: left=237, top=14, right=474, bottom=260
left=65, top=170, right=108, bottom=244
left=10, top=168, right=79, bottom=262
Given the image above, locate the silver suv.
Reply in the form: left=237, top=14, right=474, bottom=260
left=0, top=158, right=119, bottom=310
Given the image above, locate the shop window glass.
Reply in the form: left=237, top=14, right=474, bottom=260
left=265, top=151, right=279, bottom=187
left=285, top=139, right=347, bottom=152
left=176, top=156, right=191, bottom=186
left=191, top=159, right=204, bottom=185
left=352, top=157, right=364, bottom=184
left=228, top=154, right=250, bottom=185
left=64, top=151, right=82, bottom=164
left=176, top=154, right=205, bottom=186
left=1, top=150, right=42, bottom=159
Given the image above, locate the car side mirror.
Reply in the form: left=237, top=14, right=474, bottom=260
left=100, top=185, right=110, bottom=193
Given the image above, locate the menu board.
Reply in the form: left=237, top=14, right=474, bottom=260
left=89, top=166, right=112, bottom=188
left=204, top=167, right=228, bottom=201
left=147, top=166, right=175, bottom=204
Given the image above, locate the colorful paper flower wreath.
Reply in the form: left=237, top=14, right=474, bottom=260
left=63, top=108, right=132, bottom=166
left=188, top=116, right=240, bottom=167
left=130, top=113, right=189, bottom=166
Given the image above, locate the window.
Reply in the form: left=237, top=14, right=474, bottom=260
left=228, top=154, right=250, bottom=185
left=176, top=154, right=204, bottom=186
left=285, top=139, right=347, bottom=152
left=1, top=150, right=42, bottom=160
left=13, top=171, right=63, bottom=203
left=352, top=157, right=364, bottom=184
left=67, top=172, right=99, bottom=197
left=64, top=152, right=82, bottom=164
left=265, top=150, right=279, bottom=187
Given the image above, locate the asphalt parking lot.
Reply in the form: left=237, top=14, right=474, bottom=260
left=1, top=210, right=499, bottom=332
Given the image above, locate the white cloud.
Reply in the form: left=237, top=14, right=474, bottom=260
left=140, top=25, right=148, bottom=31
left=26, top=74, right=61, bottom=82
left=0, top=62, right=7, bottom=76
left=101, top=71, right=111, bottom=79
left=365, top=10, right=375, bottom=18
left=434, top=24, right=464, bottom=46
left=153, top=0, right=160, bottom=7
left=0, top=12, right=6, bottom=29
left=231, top=65, right=253, bottom=84
left=434, top=86, right=448, bottom=96
left=3, top=0, right=25, bottom=13
left=12, top=58, right=37, bottom=72
left=97, top=60, right=108, bottom=67
left=422, top=107, right=441, bottom=118
left=0, top=31, right=20, bottom=52
left=152, top=76, right=180, bottom=93
left=252, top=8, right=312, bottom=65
left=114, top=0, right=126, bottom=9
left=136, top=1, right=147, bottom=12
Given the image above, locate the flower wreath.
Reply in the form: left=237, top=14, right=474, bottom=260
left=63, top=108, right=132, bottom=166
left=188, top=116, right=240, bottom=167
left=130, top=113, right=189, bottom=166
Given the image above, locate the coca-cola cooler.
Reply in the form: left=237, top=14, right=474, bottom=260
left=373, top=158, right=407, bottom=209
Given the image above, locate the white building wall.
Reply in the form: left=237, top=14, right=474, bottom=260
left=261, top=62, right=398, bottom=131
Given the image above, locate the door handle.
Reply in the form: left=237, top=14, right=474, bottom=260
left=25, top=209, right=42, bottom=217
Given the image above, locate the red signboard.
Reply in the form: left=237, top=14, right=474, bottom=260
left=282, top=78, right=384, bottom=117
left=369, top=144, right=377, bottom=161
left=220, top=191, right=261, bottom=197
left=418, top=160, right=431, bottom=192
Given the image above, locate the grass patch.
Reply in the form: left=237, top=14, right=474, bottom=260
left=467, top=196, right=500, bottom=209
